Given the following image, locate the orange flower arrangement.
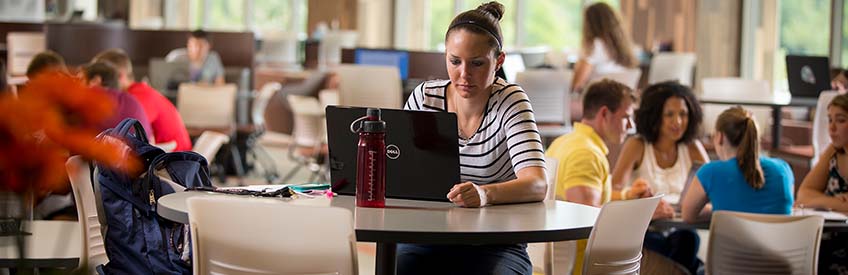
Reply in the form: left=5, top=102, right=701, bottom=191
left=0, top=71, right=141, bottom=196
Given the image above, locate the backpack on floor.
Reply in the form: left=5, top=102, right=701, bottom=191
left=95, top=118, right=212, bottom=275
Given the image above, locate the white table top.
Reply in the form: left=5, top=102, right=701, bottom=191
left=0, top=220, right=80, bottom=268
left=158, top=191, right=601, bottom=244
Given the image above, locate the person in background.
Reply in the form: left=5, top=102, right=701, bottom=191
left=402, top=2, right=547, bottom=274
left=93, top=49, right=192, bottom=151
left=26, top=50, right=68, bottom=79
left=166, top=30, right=225, bottom=85
left=546, top=79, right=648, bottom=275
left=681, top=106, right=794, bottom=223
left=570, top=2, right=637, bottom=93
left=830, top=68, right=848, bottom=93
left=80, top=62, right=153, bottom=138
left=797, top=93, right=848, bottom=274
left=610, top=81, right=707, bottom=274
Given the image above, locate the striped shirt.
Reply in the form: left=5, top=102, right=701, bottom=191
left=404, top=78, right=546, bottom=184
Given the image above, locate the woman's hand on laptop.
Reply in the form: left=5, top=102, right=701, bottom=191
left=448, top=182, right=489, bottom=208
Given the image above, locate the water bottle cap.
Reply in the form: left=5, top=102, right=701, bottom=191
left=362, top=120, right=385, bottom=132
left=367, top=108, right=381, bottom=120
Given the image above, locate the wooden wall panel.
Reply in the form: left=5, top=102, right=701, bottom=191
left=307, top=0, right=358, bottom=34
left=620, top=0, right=697, bottom=52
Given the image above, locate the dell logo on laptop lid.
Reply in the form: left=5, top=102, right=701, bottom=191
left=386, top=144, right=400, bottom=159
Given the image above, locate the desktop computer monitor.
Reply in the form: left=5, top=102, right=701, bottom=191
left=354, top=49, right=410, bottom=80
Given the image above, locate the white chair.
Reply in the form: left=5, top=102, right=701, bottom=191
left=590, top=68, right=642, bottom=90
left=187, top=197, right=357, bottom=275
left=515, top=69, right=572, bottom=126
left=648, top=53, right=697, bottom=87
left=177, top=83, right=238, bottom=135
left=247, top=82, right=284, bottom=183
left=700, top=77, right=773, bottom=138
left=258, top=31, right=301, bottom=71
left=192, top=131, right=230, bottom=163
left=707, top=211, right=824, bottom=275
left=528, top=157, right=563, bottom=275
left=582, top=195, right=662, bottom=275
left=66, top=156, right=108, bottom=274
left=177, top=83, right=244, bottom=176
left=6, top=32, right=45, bottom=76
left=319, top=30, right=358, bottom=70
left=335, top=64, right=402, bottom=109
left=812, top=91, right=839, bottom=164
left=283, top=94, right=329, bottom=183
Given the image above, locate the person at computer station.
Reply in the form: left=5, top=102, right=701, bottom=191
left=797, top=93, right=848, bottom=275
left=681, top=107, right=794, bottom=223
left=609, top=81, right=708, bottom=274
left=402, top=2, right=547, bottom=274
left=570, top=2, right=638, bottom=94
left=166, top=30, right=225, bottom=85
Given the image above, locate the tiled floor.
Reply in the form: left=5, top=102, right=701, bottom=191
left=215, top=143, right=378, bottom=275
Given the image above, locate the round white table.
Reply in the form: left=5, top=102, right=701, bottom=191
left=0, top=220, right=80, bottom=269
left=158, top=191, right=600, bottom=275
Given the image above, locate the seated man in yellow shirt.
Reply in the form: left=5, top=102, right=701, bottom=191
left=545, top=79, right=649, bottom=274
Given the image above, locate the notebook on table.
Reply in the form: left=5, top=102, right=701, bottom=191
left=325, top=106, right=461, bottom=202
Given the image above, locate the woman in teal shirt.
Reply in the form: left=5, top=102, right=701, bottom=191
left=681, top=106, right=794, bottom=223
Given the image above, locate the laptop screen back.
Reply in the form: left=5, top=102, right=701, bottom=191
left=785, top=55, right=830, bottom=98
left=325, top=106, right=461, bottom=202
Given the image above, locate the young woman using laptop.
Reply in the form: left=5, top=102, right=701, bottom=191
left=401, top=1, right=547, bottom=274
left=797, top=93, right=848, bottom=273
left=610, top=81, right=708, bottom=274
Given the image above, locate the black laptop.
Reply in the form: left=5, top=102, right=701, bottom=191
left=786, top=55, right=831, bottom=100
left=325, top=106, right=461, bottom=202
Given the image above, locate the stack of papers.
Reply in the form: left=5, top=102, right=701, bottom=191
left=793, top=208, right=848, bottom=222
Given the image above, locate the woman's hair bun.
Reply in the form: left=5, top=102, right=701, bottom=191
left=477, top=1, right=504, bottom=21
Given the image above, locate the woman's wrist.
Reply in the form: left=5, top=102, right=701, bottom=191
left=620, top=187, right=631, bottom=200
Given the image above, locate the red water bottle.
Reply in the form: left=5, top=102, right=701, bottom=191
left=355, top=108, right=386, bottom=208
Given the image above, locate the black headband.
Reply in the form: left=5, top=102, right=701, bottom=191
left=448, top=20, right=502, bottom=50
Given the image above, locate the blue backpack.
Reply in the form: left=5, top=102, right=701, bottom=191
left=95, top=118, right=212, bottom=274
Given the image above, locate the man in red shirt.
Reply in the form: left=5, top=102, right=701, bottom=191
left=93, top=49, right=192, bottom=151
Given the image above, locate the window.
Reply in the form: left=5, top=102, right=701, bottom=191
left=843, top=1, right=848, bottom=66
left=523, top=0, right=583, bottom=50
left=775, top=0, right=830, bottom=90
left=253, top=0, right=307, bottom=35
left=205, top=0, right=246, bottom=31
left=427, top=1, right=454, bottom=50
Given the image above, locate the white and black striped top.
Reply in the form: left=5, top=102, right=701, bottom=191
left=404, top=78, right=546, bottom=184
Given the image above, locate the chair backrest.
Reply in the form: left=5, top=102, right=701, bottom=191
left=192, top=131, right=231, bottom=162
left=6, top=32, right=45, bottom=76
left=335, top=64, right=402, bottom=109
left=648, top=52, right=697, bottom=87
left=812, top=91, right=839, bottom=164
left=177, top=83, right=237, bottom=129
left=707, top=211, right=824, bottom=275
left=701, top=77, right=773, bottom=137
left=515, top=69, right=572, bottom=126
left=66, top=156, right=109, bottom=272
left=319, top=30, right=358, bottom=70
left=527, top=157, right=561, bottom=275
left=590, top=68, right=642, bottom=90
left=258, top=31, right=301, bottom=70
left=187, top=197, right=357, bottom=275
left=583, top=195, right=662, bottom=275
left=288, top=94, right=327, bottom=147
left=252, top=82, right=283, bottom=131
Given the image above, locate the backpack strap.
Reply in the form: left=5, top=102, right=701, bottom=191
left=91, top=165, right=108, bottom=236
